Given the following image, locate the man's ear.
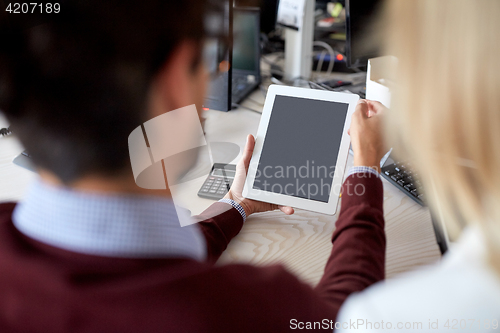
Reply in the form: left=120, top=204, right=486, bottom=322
left=148, top=40, right=199, bottom=119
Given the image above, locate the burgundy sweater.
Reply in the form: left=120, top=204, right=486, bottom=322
left=0, top=174, right=385, bottom=332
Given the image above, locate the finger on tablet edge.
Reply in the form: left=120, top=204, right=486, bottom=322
left=279, top=206, right=295, bottom=215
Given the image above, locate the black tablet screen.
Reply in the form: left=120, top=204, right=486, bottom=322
left=253, top=95, right=349, bottom=203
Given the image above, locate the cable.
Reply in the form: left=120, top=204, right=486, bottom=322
left=246, top=97, right=264, bottom=107
left=0, top=127, right=11, bottom=137
left=261, top=53, right=284, bottom=66
left=312, top=41, right=335, bottom=77
left=231, top=103, right=262, bottom=114
left=316, top=50, right=327, bottom=73
left=270, top=77, right=286, bottom=85
left=308, top=81, right=331, bottom=91
left=261, top=67, right=286, bottom=78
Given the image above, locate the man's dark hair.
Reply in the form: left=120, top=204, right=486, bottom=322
left=0, top=0, right=207, bottom=183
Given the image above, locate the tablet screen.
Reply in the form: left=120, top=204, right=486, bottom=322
left=253, top=95, right=349, bottom=202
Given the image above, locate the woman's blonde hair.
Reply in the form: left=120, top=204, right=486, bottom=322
left=381, top=0, right=500, bottom=272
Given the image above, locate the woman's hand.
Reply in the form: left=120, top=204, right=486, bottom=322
left=224, top=135, right=294, bottom=217
left=348, top=100, right=387, bottom=172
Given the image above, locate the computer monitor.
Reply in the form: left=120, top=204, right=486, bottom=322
left=233, top=8, right=260, bottom=73
left=259, top=0, right=279, bottom=34
left=234, top=0, right=279, bottom=34
left=345, top=0, right=383, bottom=68
left=231, top=7, right=262, bottom=105
left=203, top=0, right=233, bottom=112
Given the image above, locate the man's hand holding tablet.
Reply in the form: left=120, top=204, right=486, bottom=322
left=223, top=134, right=295, bottom=217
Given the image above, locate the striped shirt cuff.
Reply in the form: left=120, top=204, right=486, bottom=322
left=347, top=166, right=380, bottom=179
left=218, top=199, right=247, bottom=222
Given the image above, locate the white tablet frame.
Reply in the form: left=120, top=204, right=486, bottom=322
left=242, top=85, right=359, bottom=215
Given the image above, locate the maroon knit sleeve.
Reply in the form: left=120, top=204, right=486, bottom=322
left=314, top=172, right=386, bottom=313
left=194, top=202, right=244, bottom=263
left=0, top=203, right=17, bottom=219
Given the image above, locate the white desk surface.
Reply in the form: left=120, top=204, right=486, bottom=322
left=0, top=88, right=441, bottom=287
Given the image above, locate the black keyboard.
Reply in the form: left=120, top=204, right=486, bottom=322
left=382, top=156, right=450, bottom=254
left=381, top=159, right=425, bottom=206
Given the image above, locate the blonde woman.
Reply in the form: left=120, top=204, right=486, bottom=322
left=338, top=0, right=500, bottom=331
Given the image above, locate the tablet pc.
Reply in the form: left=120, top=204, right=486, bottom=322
left=242, top=85, right=359, bottom=215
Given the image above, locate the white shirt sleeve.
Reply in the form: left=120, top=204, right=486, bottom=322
left=335, top=291, right=397, bottom=333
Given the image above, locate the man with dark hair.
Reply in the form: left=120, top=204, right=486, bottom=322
left=0, top=0, right=207, bottom=182
left=0, top=1, right=387, bottom=332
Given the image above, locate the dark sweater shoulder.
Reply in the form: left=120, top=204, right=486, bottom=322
left=0, top=203, right=333, bottom=333
left=0, top=202, right=16, bottom=218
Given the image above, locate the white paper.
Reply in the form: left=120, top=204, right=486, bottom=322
left=277, top=0, right=306, bottom=30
